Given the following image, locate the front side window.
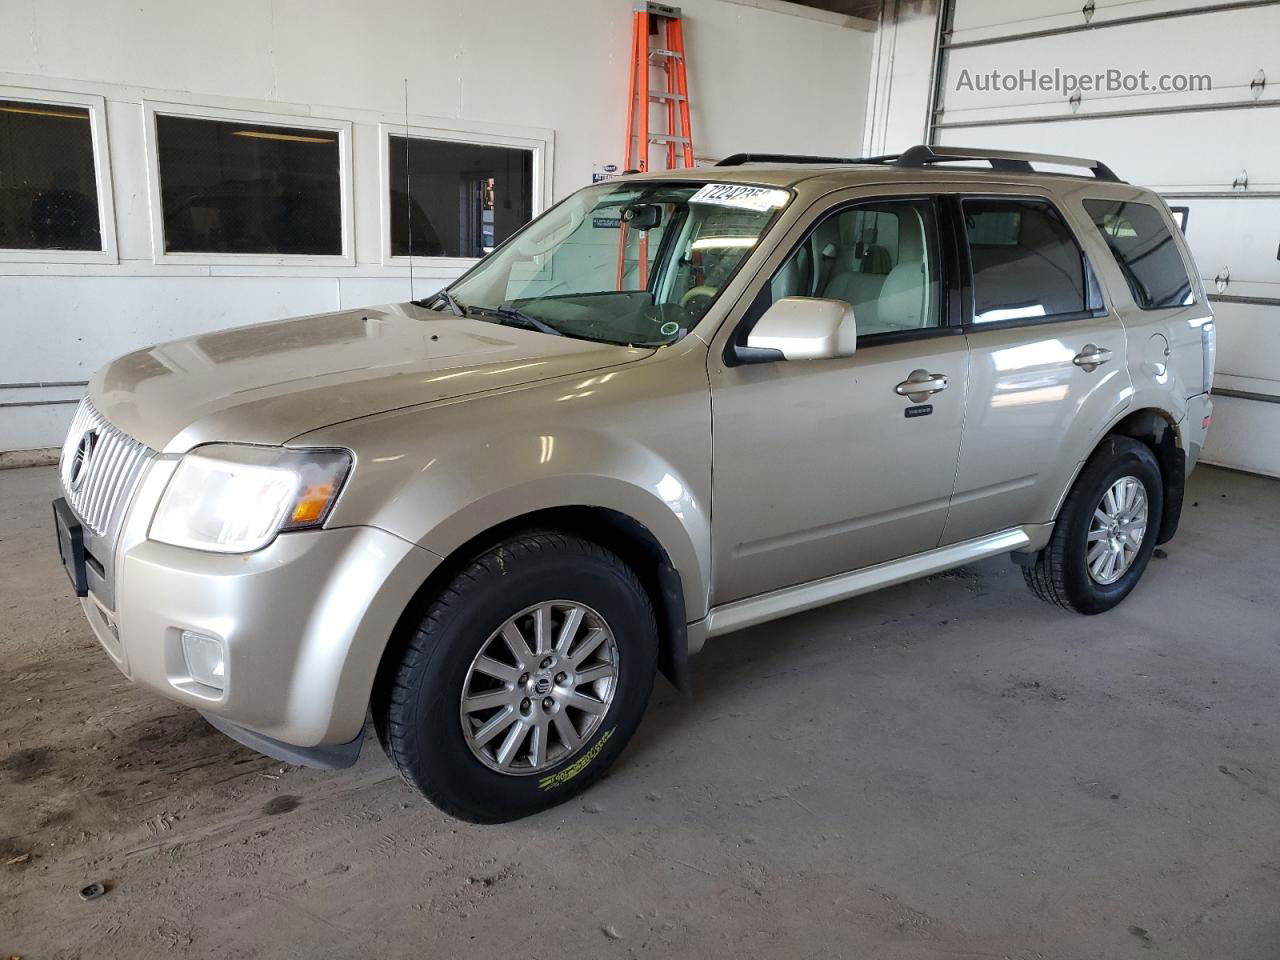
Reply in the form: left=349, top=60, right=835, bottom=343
left=0, top=99, right=101, bottom=251
left=767, top=198, right=942, bottom=338
left=155, top=115, right=342, bottom=255
left=443, top=181, right=790, bottom=346
left=389, top=136, right=533, bottom=258
left=1084, top=199, right=1194, bottom=309
left=963, top=198, right=1102, bottom=324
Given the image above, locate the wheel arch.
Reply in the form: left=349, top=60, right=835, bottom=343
left=1049, top=405, right=1185, bottom=545
left=373, top=504, right=696, bottom=713
left=1105, top=407, right=1184, bottom=544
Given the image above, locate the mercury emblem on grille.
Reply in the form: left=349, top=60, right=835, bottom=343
left=69, top=429, right=99, bottom=492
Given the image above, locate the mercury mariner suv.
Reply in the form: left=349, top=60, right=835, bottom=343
left=53, top=146, right=1216, bottom=822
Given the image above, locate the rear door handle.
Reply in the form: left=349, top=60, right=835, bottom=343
left=1072, top=344, right=1113, bottom=371
left=895, top=369, right=949, bottom=402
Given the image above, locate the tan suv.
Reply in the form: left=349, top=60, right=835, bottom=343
left=53, top=146, right=1216, bottom=822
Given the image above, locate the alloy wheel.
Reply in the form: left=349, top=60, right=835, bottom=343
left=1086, top=475, right=1148, bottom=585
left=459, top=601, right=618, bottom=775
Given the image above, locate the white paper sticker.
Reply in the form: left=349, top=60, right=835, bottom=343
left=689, top=183, right=789, bottom=212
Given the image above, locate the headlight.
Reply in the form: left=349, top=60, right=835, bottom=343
left=150, top=445, right=352, bottom=554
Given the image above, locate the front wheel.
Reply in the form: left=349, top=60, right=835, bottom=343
left=1023, top=436, right=1164, bottom=615
left=375, top=532, right=658, bottom=823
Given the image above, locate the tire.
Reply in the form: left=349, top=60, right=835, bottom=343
left=375, top=532, right=658, bottom=823
left=1023, top=435, right=1164, bottom=615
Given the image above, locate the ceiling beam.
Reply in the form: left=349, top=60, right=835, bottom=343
left=787, top=0, right=883, bottom=21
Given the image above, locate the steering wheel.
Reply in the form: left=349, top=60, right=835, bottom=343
left=679, top=285, right=718, bottom=310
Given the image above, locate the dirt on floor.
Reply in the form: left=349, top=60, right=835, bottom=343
left=2, top=463, right=1279, bottom=959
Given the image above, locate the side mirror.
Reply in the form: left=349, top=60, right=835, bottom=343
left=743, top=297, right=857, bottom=362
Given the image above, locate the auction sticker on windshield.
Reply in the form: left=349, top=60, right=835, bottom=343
left=690, top=184, right=789, bottom=212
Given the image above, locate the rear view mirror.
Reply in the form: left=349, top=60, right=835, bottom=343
left=743, top=297, right=857, bottom=362
left=621, top=203, right=662, bottom=231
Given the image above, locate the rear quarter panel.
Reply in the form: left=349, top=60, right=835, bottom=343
left=1058, top=181, right=1213, bottom=414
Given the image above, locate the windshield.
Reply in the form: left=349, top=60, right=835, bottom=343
left=439, top=181, right=791, bottom=346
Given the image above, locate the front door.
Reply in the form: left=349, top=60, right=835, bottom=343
left=708, top=194, right=970, bottom=605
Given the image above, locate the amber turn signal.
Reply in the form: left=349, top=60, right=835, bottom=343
left=290, top=482, right=336, bottom=525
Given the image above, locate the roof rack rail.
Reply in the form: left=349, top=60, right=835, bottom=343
left=894, top=145, right=1121, bottom=182
left=715, top=152, right=881, bottom=166
left=714, top=145, right=1122, bottom=182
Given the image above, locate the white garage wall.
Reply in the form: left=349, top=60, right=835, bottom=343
left=863, top=0, right=943, bottom=155
left=0, top=0, right=875, bottom=454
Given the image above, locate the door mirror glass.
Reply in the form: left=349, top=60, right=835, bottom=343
left=745, top=296, right=857, bottom=361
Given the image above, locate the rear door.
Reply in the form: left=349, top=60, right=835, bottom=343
left=941, top=190, right=1131, bottom=544
left=708, top=188, right=971, bottom=605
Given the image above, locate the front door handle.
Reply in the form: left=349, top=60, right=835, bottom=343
left=895, top=369, right=949, bottom=403
left=1072, top=344, right=1113, bottom=372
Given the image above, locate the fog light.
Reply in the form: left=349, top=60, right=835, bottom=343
left=181, top=631, right=226, bottom=691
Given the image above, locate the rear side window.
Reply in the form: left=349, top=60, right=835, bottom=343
left=962, top=198, right=1102, bottom=325
left=1084, top=199, right=1194, bottom=309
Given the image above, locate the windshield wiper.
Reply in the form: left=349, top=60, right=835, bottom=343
left=420, top=289, right=465, bottom=317
left=466, top=304, right=564, bottom=337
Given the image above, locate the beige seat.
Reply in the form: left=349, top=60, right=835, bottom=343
left=821, top=243, right=890, bottom=327
left=866, top=215, right=930, bottom=333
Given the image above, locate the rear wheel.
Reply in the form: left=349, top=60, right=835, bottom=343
left=1023, top=436, right=1164, bottom=615
left=376, top=532, right=657, bottom=823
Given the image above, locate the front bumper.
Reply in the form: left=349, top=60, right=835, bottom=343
left=78, top=505, right=441, bottom=749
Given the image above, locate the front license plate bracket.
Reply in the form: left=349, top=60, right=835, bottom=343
left=53, top=497, right=89, bottom=597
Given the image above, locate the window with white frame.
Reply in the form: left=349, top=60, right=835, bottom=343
left=0, top=98, right=103, bottom=252
left=388, top=135, right=534, bottom=259
left=153, top=113, right=344, bottom=256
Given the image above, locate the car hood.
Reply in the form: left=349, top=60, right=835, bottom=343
left=89, top=303, right=652, bottom=453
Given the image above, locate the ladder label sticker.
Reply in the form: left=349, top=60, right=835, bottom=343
left=690, top=184, right=789, bottom=213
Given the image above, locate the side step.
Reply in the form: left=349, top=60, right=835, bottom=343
left=702, top=526, right=1048, bottom=638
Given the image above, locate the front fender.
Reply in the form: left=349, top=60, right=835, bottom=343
left=414, top=466, right=709, bottom=622
left=299, top=353, right=714, bottom=622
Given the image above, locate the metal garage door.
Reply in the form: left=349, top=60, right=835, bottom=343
left=928, top=0, right=1280, bottom=476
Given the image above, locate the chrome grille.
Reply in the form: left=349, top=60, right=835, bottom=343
left=59, top=400, right=155, bottom=537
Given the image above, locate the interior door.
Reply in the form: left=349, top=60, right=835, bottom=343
left=708, top=194, right=970, bottom=606
left=940, top=192, right=1131, bottom=544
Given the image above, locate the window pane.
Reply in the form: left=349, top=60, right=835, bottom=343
left=964, top=198, right=1099, bottom=324
left=389, top=136, right=533, bottom=258
left=1084, top=199, right=1194, bottom=309
left=155, top=115, right=342, bottom=255
left=770, top=199, right=941, bottom=337
left=0, top=99, right=101, bottom=251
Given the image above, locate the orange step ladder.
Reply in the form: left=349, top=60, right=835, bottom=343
left=618, top=2, right=695, bottom=288
left=623, top=2, right=695, bottom=174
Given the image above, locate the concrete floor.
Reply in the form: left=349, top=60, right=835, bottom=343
left=2, top=463, right=1278, bottom=959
